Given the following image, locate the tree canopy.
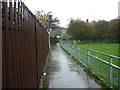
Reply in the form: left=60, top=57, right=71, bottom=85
left=35, top=10, right=60, bottom=30
left=66, top=18, right=119, bottom=42
left=67, top=19, right=95, bottom=40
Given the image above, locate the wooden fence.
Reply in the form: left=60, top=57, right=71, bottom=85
left=0, top=1, right=2, bottom=90
left=50, top=36, right=57, bottom=45
left=1, top=0, right=48, bottom=88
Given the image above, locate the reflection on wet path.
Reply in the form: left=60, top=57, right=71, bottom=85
left=44, top=44, right=101, bottom=88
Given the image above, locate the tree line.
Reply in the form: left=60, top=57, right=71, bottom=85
left=66, top=18, right=120, bottom=43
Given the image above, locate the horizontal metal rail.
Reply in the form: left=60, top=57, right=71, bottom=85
left=69, top=44, right=120, bottom=69
left=60, top=42, right=120, bottom=88
left=68, top=44, right=120, bottom=60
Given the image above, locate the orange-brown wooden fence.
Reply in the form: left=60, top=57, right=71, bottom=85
left=0, top=1, right=2, bottom=90
left=1, top=0, right=48, bottom=88
left=50, top=36, right=57, bottom=45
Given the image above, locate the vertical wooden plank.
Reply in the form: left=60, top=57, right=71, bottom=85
left=22, top=4, right=27, bottom=88
left=18, top=1, right=20, bottom=31
left=9, top=1, right=13, bottom=30
left=43, top=30, right=45, bottom=64
left=23, top=6, right=27, bottom=87
left=1, top=0, right=49, bottom=88
left=19, top=1, right=24, bottom=88
left=2, top=1, right=5, bottom=88
left=25, top=8, right=29, bottom=88
left=2, top=1, right=9, bottom=88
left=36, top=22, right=42, bottom=85
left=9, top=1, right=14, bottom=88
left=0, top=1, right=2, bottom=89
left=24, top=7, right=28, bottom=88
left=41, top=29, right=44, bottom=77
left=9, top=0, right=18, bottom=88
left=5, top=0, right=14, bottom=87
left=35, top=20, right=39, bottom=86
left=33, top=17, right=38, bottom=88
left=13, top=0, right=19, bottom=87
left=16, top=1, right=22, bottom=88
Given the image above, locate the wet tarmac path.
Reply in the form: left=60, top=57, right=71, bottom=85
left=44, top=44, right=101, bottom=88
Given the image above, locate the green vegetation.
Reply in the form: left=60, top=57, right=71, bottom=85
left=62, top=16, right=120, bottom=89
left=78, top=43, right=119, bottom=57
left=35, top=10, right=59, bottom=30
left=66, top=19, right=119, bottom=42
left=71, top=43, right=120, bottom=66
left=35, top=10, right=48, bottom=26
left=39, top=78, right=43, bottom=88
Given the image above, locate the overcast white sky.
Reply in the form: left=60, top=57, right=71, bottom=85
left=24, top=0, right=119, bottom=27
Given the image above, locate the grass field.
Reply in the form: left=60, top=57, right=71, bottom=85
left=71, top=43, right=120, bottom=66
left=78, top=43, right=119, bottom=57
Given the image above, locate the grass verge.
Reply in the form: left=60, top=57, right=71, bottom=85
left=38, top=50, right=51, bottom=89
left=39, top=77, right=44, bottom=88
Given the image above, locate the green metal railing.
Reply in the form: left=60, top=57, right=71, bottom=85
left=60, top=42, right=120, bottom=88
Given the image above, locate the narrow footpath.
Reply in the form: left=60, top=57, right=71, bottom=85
left=44, top=44, right=101, bottom=88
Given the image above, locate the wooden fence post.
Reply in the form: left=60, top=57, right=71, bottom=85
left=0, top=0, right=2, bottom=89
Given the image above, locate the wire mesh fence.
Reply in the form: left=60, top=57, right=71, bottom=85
left=62, top=40, right=120, bottom=44
left=60, top=42, right=120, bottom=88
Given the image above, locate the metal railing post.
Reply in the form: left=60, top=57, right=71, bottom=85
left=77, top=46, right=79, bottom=59
left=88, top=50, right=90, bottom=66
left=109, top=57, right=112, bottom=87
left=61, top=41, right=120, bottom=88
left=0, top=1, right=2, bottom=89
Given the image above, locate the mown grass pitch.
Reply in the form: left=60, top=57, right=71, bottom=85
left=72, top=43, right=120, bottom=66
left=78, top=43, right=119, bottom=57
